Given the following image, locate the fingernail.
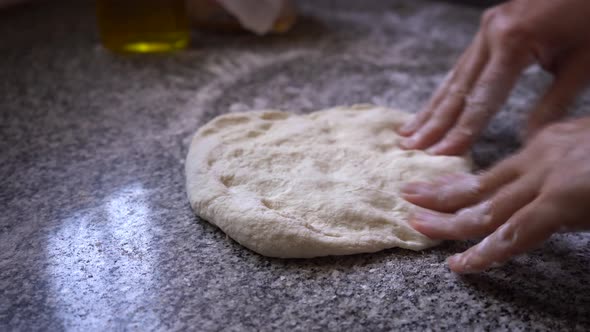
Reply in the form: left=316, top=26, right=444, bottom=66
left=401, top=183, right=431, bottom=196
left=426, top=145, right=441, bottom=155
left=400, top=137, right=415, bottom=149
left=434, top=174, right=456, bottom=185
left=448, top=254, right=480, bottom=274
left=447, top=254, right=469, bottom=273
left=413, top=211, right=439, bottom=224
left=400, top=122, right=416, bottom=134
left=401, top=183, right=418, bottom=195
left=447, top=254, right=461, bottom=266
left=435, top=173, right=469, bottom=186
left=427, top=139, right=454, bottom=154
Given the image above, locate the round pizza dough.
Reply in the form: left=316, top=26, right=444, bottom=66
left=185, top=104, right=471, bottom=258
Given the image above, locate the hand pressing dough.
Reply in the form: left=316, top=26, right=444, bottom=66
left=185, top=105, right=471, bottom=258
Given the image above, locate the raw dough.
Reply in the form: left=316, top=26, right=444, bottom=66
left=185, top=105, right=471, bottom=258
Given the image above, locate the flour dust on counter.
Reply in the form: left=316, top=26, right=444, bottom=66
left=185, top=105, right=471, bottom=258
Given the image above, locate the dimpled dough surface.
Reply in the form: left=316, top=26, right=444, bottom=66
left=185, top=105, right=471, bottom=258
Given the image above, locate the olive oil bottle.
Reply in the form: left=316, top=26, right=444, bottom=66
left=97, top=0, right=190, bottom=54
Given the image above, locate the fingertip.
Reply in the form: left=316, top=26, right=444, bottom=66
left=404, top=195, right=441, bottom=212
left=447, top=254, right=479, bottom=274
left=446, top=254, right=461, bottom=267
left=398, top=119, right=421, bottom=136
left=401, top=182, right=429, bottom=195
left=409, top=220, right=430, bottom=237
left=397, top=125, right=414, bottom=137
left=432, top=172, right=471, bottom=186
left=446, top=254, right=464, bottom=273
left=401, top=193, right=422, bottom=206
left=408, top=215, right=435, bottom=238
left=401, top=134, right=438, bottom=152
left=402, top=192, right=437, bottom=208
left=396, top=121, right=416, bottom=136
left=401, top=182, right=450, bottom=210
left=399, top=137, right=417, bottom=150
left=425, top=141, right=449, bottom=155
left=407, top=214, right=422, bottom=229
left=408, top=210, right=452, bottom=240
left=428, top=127, right=477, bottom=156
left=427, top=141, right=468, bottom=156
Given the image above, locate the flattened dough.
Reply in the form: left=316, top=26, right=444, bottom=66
left=185, top=105, right=471, bottom=258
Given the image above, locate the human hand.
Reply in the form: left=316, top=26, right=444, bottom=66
left=398, top=0, right=590, bottom=155
left=401, top=116, right=590, bottom=273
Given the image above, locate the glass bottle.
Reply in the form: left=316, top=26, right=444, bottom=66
left=97, top=0, right=190, bottom=54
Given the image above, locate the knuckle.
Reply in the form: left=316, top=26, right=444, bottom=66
left=451, top=126, right=476, bottom=141
left=425, top=118, right=445, bottom=132
left=482, top=5, right=531, bottom=57
left=447, top=83, right=470, bottom=100
left=480, top=8, right=497, bottom=27
left=488, top=196, right=503, bottom=216
left=495, top=222, right=520, bottom=252
left=448, top=82, right=465, bottom=94
left=453, top=201, right=493, bottom=231
left=491, top=20, right=531, bottom=52
left=465, top=87, right=496, bottom=115
left=479, top=201, right=497, bottom=232
left=488, top=202, right=515, bottom=232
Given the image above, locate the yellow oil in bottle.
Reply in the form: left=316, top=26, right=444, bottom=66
left=97, top=0, right=190, bottom=54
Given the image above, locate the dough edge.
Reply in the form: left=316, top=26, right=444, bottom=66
left=185, top=104, right=470, bottom=258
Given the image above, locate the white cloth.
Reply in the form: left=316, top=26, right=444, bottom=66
left=217, top=0, right=287, bottom=35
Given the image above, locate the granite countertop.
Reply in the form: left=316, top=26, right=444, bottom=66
left=1, top=0, right=589, bottom=330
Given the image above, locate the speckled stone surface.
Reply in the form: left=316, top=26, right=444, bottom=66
left=1, top=0, right=589, bottom=331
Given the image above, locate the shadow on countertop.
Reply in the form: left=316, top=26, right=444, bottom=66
left=462, top=239, right=590, bottom=325
left=235, top=229, right=590, bottom=328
